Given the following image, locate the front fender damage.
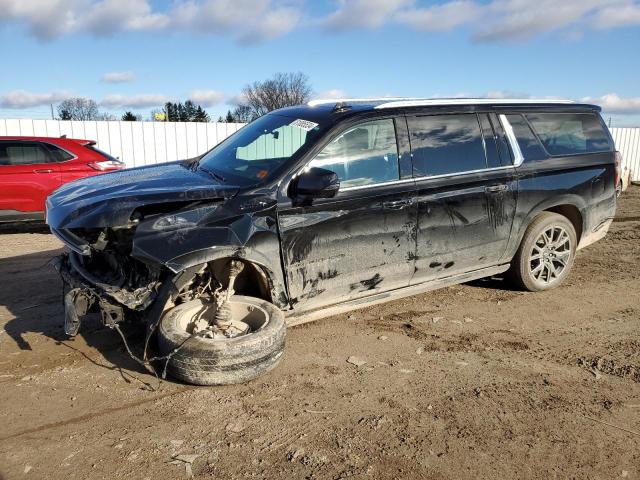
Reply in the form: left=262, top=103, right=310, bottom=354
left=53, top=196, right=289, bottom=335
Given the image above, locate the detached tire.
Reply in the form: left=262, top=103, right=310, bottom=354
left=157, top=295, right=286, bottom=385
left=508, top=212, right=577, bottom=292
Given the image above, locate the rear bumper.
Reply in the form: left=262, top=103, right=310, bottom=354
left=577, top=217, right=613, bottom=250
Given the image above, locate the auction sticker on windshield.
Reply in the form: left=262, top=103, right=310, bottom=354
left=289, top=119, right=319, bottom=131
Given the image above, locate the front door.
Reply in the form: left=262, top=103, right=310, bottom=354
left=0, top=141, right=61, bottom=218
left=406, top=113, right=517, bottom=283
left=278, top=118, right=417, bottom=312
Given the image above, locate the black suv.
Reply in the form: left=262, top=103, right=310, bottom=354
left=46, top=98, right=618, bottom=385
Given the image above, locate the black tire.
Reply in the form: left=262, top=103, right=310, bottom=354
left=157, top=295, right=286, bottom=385
left=508, top=212, right=577, bottom=292
left=616, top=181, right=623, bottom=198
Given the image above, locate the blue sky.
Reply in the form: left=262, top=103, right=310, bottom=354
left=1, top=0, right=640, bottom=125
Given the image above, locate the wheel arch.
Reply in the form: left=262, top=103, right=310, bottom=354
left=507, top=196, right=586, bottom=260
left=162, top=246, right=289, bottom=309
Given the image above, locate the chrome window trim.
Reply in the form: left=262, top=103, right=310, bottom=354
left=340, top=165, right=515, bottom=192
left=498, top=114, right=524, bottom=167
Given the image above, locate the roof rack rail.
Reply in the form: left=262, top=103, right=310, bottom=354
left=374, top=98, right=575, bottom=109
left=307, top=97, right=420, bottom=107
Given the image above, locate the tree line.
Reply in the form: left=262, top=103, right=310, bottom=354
left=56, top=72, right=313, bottom=123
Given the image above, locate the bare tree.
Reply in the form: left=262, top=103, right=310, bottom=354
left=57, top=98, right=101, bottom=121
left=238, top=72, right=312, bottom=120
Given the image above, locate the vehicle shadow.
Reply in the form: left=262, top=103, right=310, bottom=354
left=0, top=246, right=160, bottom=390
left=0, top=221, right=50, bottom=235
left=465, top=274, right=522, bottom=292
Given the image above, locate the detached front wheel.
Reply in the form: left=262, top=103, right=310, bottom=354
left=157, top=295, right=286, bottom=385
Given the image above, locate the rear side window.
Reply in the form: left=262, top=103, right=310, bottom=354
left=309, top=119, right=399, bottom=188
left=407, top=114, right=486, bottom=176
left=86, top=145, right=118, bottom=162
left=0, top=141, right=53, bottom=166
left=525, top=113, right=612, bottom=155
left=44, top=143, right=75, bottom=162
left=478, top=114, right=502, bottom=169
left=505, top=114, right=547, bottom=161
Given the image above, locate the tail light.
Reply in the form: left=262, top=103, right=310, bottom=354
left=614, top=151, right=622, bottom=188
left=88, top=160, right=124, bottom=171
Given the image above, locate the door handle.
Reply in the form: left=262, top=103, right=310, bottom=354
left=34, top=168, right=54, bottom=174
left=383, top=199, right=413, bottom=210
left=485, top=184, right=508, bottom=193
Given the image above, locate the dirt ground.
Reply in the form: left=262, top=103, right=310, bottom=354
left=0, top=188, right=639, bottom=480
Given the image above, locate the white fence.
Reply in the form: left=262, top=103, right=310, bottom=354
left=0, top=119, right=245, bottom=168
left=0, top=119, right=639, bottom=181
left=610, top=128, right=640, bottom=182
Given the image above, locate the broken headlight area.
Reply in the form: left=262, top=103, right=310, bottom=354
left=53, top=225, right=163, bottom=332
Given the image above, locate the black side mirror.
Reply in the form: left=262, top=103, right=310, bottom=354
left=290, top=167, right=340, bottom=206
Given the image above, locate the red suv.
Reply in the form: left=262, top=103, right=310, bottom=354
left=0, top=136, right=124, bottom=222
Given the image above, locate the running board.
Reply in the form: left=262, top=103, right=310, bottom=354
left=285, top=263, right=510, bottom=326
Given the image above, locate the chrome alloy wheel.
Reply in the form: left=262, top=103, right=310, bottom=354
left=529, top=225, right=572, bottom=285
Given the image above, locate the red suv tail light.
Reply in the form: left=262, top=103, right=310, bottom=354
left=614, top=151, right=622, bottom=188
left=88, top=160, right=124, bottom=171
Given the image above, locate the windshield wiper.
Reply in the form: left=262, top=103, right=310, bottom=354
left=199, top=167, right=226, bottom=183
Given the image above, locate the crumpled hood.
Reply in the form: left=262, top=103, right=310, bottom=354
left=46, top=162, right=240, bottom=228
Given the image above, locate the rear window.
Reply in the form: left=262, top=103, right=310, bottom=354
left=525, top=113, right=612, bottom=156
left=407, top=114, right=487, bottom=176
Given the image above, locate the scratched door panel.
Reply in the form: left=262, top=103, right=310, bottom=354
left=278, top=181, right=417, bottom=312
left=411, top=170, right=517, bottom=283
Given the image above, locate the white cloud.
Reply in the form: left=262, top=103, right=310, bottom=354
left=171, top=0, right=302, bottom=43
left=0, top=90, right=72, bottom=108
left=320, top=0, right=640, bottom=41
left=101, top=71, right=136, bottom=83
left=2, top=0, right=640, bottom=43
left=188, top=89, right=225, bottom=107
left=100, top=94, right=171, bottom=109
left=323, top=0, right=411, bottom=29
left=395, top=1, right=481, bottom=32
left=0, top=0, right=297, bottom=43
left=581, top=93, right=640, bottom=114
left=592, top=1, right=640, bottom=28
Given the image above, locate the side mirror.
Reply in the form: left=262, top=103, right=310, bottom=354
left=290, top=167, right=340, bottom=206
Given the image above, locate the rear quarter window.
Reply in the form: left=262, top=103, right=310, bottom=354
left=525, top=113, right=612, bottom=156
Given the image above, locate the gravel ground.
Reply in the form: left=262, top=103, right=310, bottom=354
left=0, top=187, right=639, bottom=480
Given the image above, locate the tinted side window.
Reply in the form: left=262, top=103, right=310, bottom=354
left=309, top=119, right=399, bottom=188
left=505, top=114, right=547, bottom=161
left=44, top=143, right=75, bottom=162
left=408, top=114, right=487, bottom=177
left=488, top=113, right=513, bottom=165
left=525, top=113, right=612, bottom=155
left=478, top=114, right=501, bottom=169
left=0, top=141, right=52, bottom=166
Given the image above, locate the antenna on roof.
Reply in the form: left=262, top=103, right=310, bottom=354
left=332, top=101, right=351, bottom=113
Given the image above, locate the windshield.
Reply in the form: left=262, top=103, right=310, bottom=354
left=197, top=113, right=323, bottom=184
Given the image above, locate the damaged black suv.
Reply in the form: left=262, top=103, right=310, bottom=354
left=46, top=98, right=618, bottom=385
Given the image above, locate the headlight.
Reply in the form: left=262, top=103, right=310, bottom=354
left=152, top=205, right=219, bottom=231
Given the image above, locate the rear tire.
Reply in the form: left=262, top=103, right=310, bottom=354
left=508, top=212, right=577, bottom=292
left=157, top=295, right=286, bottom=385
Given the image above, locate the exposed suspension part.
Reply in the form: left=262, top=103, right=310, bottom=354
left=214, top=259, right=245, bottom=327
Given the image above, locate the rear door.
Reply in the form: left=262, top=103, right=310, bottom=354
left=278, top=117, right=417, bottom=312
left=0, top=141, right=62, bottom=217
left=407, top=112, right=517, bottom=284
